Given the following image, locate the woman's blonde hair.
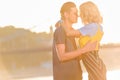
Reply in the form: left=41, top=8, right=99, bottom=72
left=80, top=1, right=102, bottom=24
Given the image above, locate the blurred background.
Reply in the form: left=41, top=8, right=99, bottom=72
left=0, top=0, right=120, bottom=80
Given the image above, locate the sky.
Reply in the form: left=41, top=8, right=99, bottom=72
left=0, top=0, right=120, bottom=44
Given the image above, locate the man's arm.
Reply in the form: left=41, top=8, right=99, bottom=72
left=56, top=41, right=96, bottom=62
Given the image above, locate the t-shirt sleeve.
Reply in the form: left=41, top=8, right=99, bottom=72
left=78, top=25, right=98, bottom=37
left=54, top=28, right=65, bottom=44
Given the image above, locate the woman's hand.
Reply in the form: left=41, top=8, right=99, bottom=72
left=55, top=20, right=62, bottom=28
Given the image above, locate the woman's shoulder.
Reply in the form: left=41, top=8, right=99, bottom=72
left=85, top=23, right=103, bottom=31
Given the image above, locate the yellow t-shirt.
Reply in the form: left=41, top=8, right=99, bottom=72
left=79, top=24, right=103, bottom=50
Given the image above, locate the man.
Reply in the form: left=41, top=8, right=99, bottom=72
left=52, top=2, right=96, bottom=80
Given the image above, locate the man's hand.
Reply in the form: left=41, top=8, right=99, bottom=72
left=83, top=41, right=97, bottom=53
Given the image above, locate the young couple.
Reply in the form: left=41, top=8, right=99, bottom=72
left=52, top=1, right=106, bottom=80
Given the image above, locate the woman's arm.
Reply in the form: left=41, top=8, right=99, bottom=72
left=61, top=22, right=82, bottom=37
left=65, top=28, right=81, bottom=37
left=55, top=20, right=82, bottom=37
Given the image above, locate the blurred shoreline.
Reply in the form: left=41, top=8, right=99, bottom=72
left=0, top=26, right=120, bottom=79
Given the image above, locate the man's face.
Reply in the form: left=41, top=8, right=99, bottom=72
left=67, top=7, right=78, bottom=23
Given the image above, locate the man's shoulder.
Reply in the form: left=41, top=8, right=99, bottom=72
left=54, top=27, right=65, bottom=34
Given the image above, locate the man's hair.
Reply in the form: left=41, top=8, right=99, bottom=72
left=60, top=2, right=76, bottom=19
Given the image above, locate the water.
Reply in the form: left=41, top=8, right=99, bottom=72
left=18, top=70, right=120, bottom=80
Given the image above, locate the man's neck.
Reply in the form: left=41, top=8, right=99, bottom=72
left=63, top=20, right=73, bottom=29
